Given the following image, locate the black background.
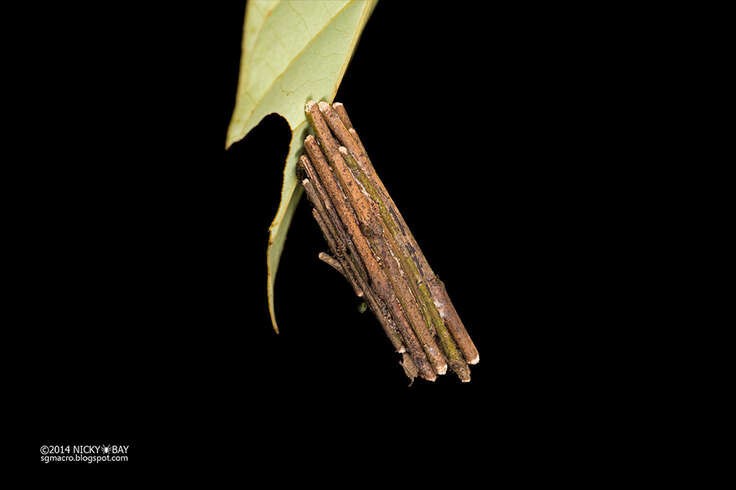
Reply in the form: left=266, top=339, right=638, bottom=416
left=26, top=0, right=645, bottom=475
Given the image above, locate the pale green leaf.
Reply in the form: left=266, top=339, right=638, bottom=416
left=226, top=0, right=377, bottom=332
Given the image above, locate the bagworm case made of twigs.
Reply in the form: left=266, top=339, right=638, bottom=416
left=299, top=101, right=479, bottom=382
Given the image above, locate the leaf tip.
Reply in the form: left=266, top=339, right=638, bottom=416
left=225, top=124, right=242, bottom=150
left=268, top=289, right=281, bottom=335
left=267, top=255, right=280, bottom=334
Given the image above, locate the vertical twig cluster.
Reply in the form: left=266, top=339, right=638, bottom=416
left=298, top=101, right=479, bottom=382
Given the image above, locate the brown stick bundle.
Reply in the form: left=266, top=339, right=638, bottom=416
left=298, top=101, right=479, bottom=382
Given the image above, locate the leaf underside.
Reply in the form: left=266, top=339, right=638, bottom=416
left=226, top=0, right=377, bottom=332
